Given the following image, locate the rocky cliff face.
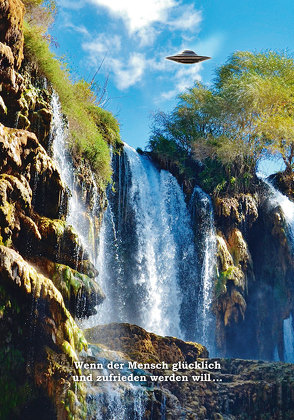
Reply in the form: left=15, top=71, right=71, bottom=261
left=1, top=1, right=294, bottom=420
left=0, top=2, right=103, bottom=418
left=148, top=147, right=294, bottom=361
left=212, top=187, right=294, bottom=360
left=84, top=323, right=294, bottom=420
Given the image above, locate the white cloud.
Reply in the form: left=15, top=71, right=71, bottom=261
left=168, top=6, right=202, bottom=31
left=82, top=34, right=121, bottom=60
left=60, top=12, right=90, bottom=36
left=160, top=64, right=202, bottom=100
left=193, top=34, right=225, bottom=59
left=109, top=53, right=146, bottom=90
left=88, top=0, right=177, bottom=33
left=85, top=0, right=202, bottom=46
left=175, top=64, right=202, bottom=90
left=137, top=27, right=159, bottom=47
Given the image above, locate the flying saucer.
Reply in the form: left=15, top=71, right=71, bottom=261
left=166, top=50, right=211, bottom=64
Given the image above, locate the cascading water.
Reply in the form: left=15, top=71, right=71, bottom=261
left=50, top=93, right=147, bottom=419
left=284, top=315, right=294, bottom=362
left=86, top=143, right=200, bottom=340
left=189, top=186, right=217, bottom=353
left=261, top=177, right=294, bottom=363
left=51, top=92, right=97, bottom=262
left=50, top=91, right=221, bottom=416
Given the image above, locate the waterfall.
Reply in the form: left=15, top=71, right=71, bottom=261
left=50, top=93, right=147, bottom=419
left=51, top=92, right=97, bottom=261
left=51, top=92, right=219, bottom=352
left=87, top=144, right=199, bottom=339
left=284, top=315, right=294, bottom=362
left=261, top=178, right=294, bottom=362
left=189, top=186, right=217, bottom=352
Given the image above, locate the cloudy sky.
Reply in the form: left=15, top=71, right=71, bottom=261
left=51, top=0, right=294, bottom=152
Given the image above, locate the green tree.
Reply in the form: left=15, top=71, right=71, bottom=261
left=216, top=51, right=294, bottom=173
left=149, top=51, right=294, bottom=194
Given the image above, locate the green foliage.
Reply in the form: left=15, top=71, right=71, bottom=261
left=216, top=51, right=294, bottom=173
left=87, top=104, right=122, bottom=149
left=149, top=51, right=294, bottom=195
left=23, top=21, right=121, bottom=185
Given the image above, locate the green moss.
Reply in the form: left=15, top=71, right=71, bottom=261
left=215, top=265, right=245, bottom=298
left=62, top=386, right=87, bottom=420
left=63, top=315, right=87, bottom=354
left=38, top=217, right=66, bottom=237
left=215, top=267, right=232, bottom=297
left=52, top=263, right=94, bottom=302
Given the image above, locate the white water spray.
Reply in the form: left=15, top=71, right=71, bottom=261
left=50, top=93, right=147, bottom=418
left=87, top=144, right=198, bottom=339
left=190, top=186, right=217, bottom=352
left=261, top=177, right=294, bottom=362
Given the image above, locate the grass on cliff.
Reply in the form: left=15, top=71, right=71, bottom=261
left=23, top=21, right=122, bottom=186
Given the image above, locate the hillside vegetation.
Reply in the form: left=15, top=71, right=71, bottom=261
left=23, top=0, right=122, bottom=186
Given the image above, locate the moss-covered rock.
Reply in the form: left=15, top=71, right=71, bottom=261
left=30, top=257, right=104, bottom=318
left=31, top=215, right=97, bottom=277
left=0, top=245, right=88, bottom=419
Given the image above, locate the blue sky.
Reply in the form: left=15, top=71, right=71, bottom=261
left=51, top=0, right=294, bottom=173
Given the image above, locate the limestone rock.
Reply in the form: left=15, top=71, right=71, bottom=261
left=0, top=0, right=24, bottom=69
left=0, top=245, right=87, bottom=419
left=31, top=257, right=104, bottom=318
left=0, top=42, right=15, bottom=86
left=214, top=193, right=259, bottom=229
left=0, top=123, right=67, bottom=219
left=85, top=322, right=208, bottom=363
left=85, top=324, right=294, bottom=420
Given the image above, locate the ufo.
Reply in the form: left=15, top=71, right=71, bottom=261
left=166, top=50, right=211, bottom=64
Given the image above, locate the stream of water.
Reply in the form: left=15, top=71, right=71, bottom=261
left=50, top=93, right=219, bottom=417
left=261, top=178, right=294, bottom=362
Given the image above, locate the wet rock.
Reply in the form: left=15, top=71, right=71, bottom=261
left=0, top=123, right=67, bottom=219
left=0, top=173, right=35, bottom=245
left=31, top=215, right=98, bottom=277
left=0, top=42, right=15, bottom=86
left=0, top=245, right=87, bottom=420
left=85, top=322, right=208, bottom=363
left=30, top=257, right=104, bottom=318
left=269, top=170, right=294, bottom=202
left=85, top=323, right=294, bottom=420
left=214, top=193, right=259, bottom=231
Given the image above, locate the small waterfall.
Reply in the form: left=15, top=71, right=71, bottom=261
left=51, top=92, right=97, bottom=262
left=261, top=178, right=294, bottom=362
left=189, top=186, right=217, bottom=353
left=284, top=315, right=294, bottom=362
left=87, top=362, right=146, bottom=420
